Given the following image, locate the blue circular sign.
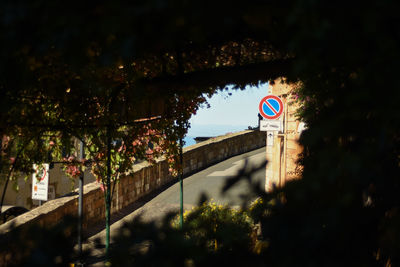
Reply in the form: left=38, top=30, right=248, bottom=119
left=259, top=95, right=284, bottom=120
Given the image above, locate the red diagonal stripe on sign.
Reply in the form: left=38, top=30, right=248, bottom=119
left=264, top=99, right=279, bottom=115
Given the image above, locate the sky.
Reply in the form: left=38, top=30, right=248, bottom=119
left=186, top=83, right=269, bottom=137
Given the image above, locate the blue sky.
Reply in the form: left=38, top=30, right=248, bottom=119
left=187, top=83, right=269, bottom=137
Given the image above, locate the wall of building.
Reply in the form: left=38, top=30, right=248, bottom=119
left=0, top=130, right=265, bottom=265
left=0, top=165, right=98, bottom=210
left=265, top=79, right=303, bottom=191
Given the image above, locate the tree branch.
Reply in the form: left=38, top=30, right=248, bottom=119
left=139, top=58, right=294, bottom=93
left=0, top=136, right=36, bottom=218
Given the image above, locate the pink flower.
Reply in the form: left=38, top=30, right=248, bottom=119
left=2, top=135, right=10, bottom=146
left=9, top=157, right=15, bottom=164
left=146, top=154, right=154, bottom=161
left=64, top=165, right=82, bottom=178
left=100, top=184, right=107, bottom=192
left=118, top=145, right=125, bottom=152
left=132, top=140, right=142, bottom=146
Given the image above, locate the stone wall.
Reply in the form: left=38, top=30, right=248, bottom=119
left=0, top=130, right=265, bottom=264
left=113, top=129, right=265, bottom=213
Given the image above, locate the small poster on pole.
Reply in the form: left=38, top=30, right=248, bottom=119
left=267, top=131, right=274, bottom=146
left=32, top=163, right=49, bottom=201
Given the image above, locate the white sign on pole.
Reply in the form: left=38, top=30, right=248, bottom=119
left=32, top=163, right=49, bottom=201
left=266, top=131, right=274, bottom=146
left=260, top=120, right=282, bottom=132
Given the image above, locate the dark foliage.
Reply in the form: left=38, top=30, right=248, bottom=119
left=107, top=210, right=262, bottom=267
left=106, top=1, right=400, bottom=266
left=0, top=0, right=399, bottom=266
left=259, top=0, right=400, bottom=266
left=0, top=216, right=81, bottom=266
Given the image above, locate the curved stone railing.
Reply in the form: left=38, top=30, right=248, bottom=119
left=0, top=130, right=265, bottom=264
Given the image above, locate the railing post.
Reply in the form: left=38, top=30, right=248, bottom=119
left=77, top=140, right=85, bottom=266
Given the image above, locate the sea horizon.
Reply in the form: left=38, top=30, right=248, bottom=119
left=183, top=124, right=255, bottom=147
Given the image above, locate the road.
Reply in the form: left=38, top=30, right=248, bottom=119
left=154, top=146, right=266, bottom=207
left=85, top=147, right=266, bottom=264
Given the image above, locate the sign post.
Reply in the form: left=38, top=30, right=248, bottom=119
left=259, top=94, right=284, bottom=192
left=77, top=141, right=85, bottom=266
left=32, top=163, right=49, bottom=202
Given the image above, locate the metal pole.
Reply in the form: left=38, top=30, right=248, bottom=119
left=278, top=133, right=282, bottom=188
left=265, top=131, right=268, bottom=192
left=105, top=128, right=111, bottom=256
left=283, top=101, right=288, bottom=184
left=78, top=141, right=85, bottom=263
left=179, top=136, right=184, bottom=228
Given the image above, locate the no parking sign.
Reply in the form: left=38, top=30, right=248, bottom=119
left=259, top=95, right=284, bottom=120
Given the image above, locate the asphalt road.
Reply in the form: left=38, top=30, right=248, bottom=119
left=154, top=147, right=266, bottom=207
left=85, top=147, right=266, bottom=264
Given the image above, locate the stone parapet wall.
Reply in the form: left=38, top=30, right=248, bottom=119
left=0, top=130, right=265, bottom=263
left=113, top=129, right=265, bottom=213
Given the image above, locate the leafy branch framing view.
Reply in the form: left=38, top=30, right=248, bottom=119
left=0, top=0, right=399, bottom=266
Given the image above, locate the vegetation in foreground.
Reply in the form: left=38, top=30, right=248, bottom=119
left=0, top=0, right=399, bottom=266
